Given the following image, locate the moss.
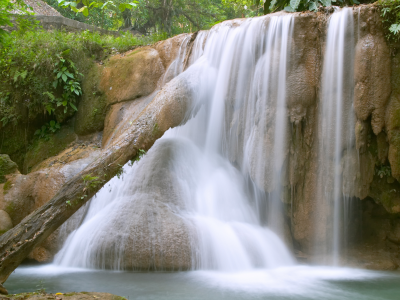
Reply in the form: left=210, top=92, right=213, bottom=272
left=5, top=201, right=16, bottom=223
left=152, top=122, right=160, bottom=137
left=0, top=154, right=18, bottom=183
left=23, top=121, right=76, bottom=173
left=3, top=180, right=12, bottom=195
left=369, top=174, right=400, bottom=214
left=74, top=64, right=107, bottom=136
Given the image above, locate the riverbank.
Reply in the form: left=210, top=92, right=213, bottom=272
left=1, top=292, right=125, bottom=300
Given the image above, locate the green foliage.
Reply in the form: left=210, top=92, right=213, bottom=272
left=57, top=0, right=137, bottom=29
left=129, top=149, right=146, bottom=166
left=0, top=0, right=31, bottom=44
left=82, top=173, right=102, bottom=190
left=0, top=28, right=159, bottom=127
left=46, top=50, right=83, bottom=115
left=225, top=0, right=363, bottom=15
left=378, top=0, right=400, bottom=42
left=34, top=120, right=61, bottom=140
left=375, top=165, right=392, bottom=178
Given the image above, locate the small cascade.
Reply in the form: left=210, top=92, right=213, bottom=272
left=161, top=35, right=192, bottom=85
left=315, top=7, right=355, bottom=264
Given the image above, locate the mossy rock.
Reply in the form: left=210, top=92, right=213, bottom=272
left=0, top=154, right=18, bottom=183
left=74, top=63, right=107, bottom=136
left=369, top=174, right=400, bottom=214
left=23, top=121, right=77, bottom=173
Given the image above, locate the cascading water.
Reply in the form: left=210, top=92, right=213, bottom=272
left=9, top=7, right=400, bottom=300
left=315, top=7, right=355, bottom=265
left=55, top=8, right=357, bottom=271
left=55, top=14, right=296, bottom=271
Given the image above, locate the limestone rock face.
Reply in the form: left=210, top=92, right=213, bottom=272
left=354, top=8, right=391, bottom=135
left=0, top=210, right=12, bottom=234
left=99, top=47, right=165, bottom=106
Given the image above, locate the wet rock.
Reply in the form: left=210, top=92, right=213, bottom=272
left=354, top=32, right=391, bottom=135
left=6, top=292, right=125, bottom=300
left=74, top=64, right=107, bottom=136
left=0, top=210, right=12, bottom=235
left=153, top=34, right=193, bottom=71
left=23, top=121, right=77, bottom=174
left=99, top=47, right=165, bottom=106
left=0, top=155, right=18, bottom=184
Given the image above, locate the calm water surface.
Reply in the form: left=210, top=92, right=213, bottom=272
left=5, top=264, right=400, bottom=300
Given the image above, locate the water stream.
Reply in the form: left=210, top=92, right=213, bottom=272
left=7, top=8, right=400, bottom=299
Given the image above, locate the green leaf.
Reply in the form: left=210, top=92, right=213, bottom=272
left=70, top=102, right=78, bottom=111
left=61, top=49, right=70, bottom=56
left=57, top=72, right=62, bottom=78
left=65, top=71, right=74, bottom=78
left=62, top=100, right=68, bottom=106
left=50, top=120, right=55, bottom=126
left=319, top=0, right=331, bottom=7
left=290, top=0, right=301, bottom=10
left=389, top=24, right=400, bottom=35
left=284, top=5, right=295, bottom=12
left=62, top=74, right=68, bottom=82
left=82, top=6, right=89, bottom=17
left=309, top=1, right=317, bottom=11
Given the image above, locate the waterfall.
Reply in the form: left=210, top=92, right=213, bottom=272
left=54, top=8, right=358, bottom=271
left=315, top=8, right=355, bottom=265
left=54, top=14, right=295, bottom=271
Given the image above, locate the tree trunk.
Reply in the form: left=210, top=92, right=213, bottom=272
left=0, top=75, right=194, bottom=293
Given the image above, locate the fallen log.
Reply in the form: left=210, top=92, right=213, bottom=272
left=0, top=74, right=193, bottom=293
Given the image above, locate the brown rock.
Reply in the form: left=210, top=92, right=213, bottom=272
left=354, top=33, right=391, bottom=135
left=99, top=47, right=165, bottom=106
left=0, top=211, right=12, bottom=235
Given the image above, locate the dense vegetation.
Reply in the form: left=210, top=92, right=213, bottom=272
left=378, top=0, right=400, bottom=42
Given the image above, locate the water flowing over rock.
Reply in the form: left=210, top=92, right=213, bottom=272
left=51, top=6, right=400, bottom=271
left=1, top=5, right=400, bottom=284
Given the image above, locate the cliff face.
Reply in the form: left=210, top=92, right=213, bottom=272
left=1, top=5, right=399, bottom=270
left=281, top=6, right=400, bottom=269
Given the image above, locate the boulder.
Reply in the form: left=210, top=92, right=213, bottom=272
left=99, top=47, right=165, bottom=106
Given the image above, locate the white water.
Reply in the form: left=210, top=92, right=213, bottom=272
left=55, top=14, right=295, bottom=271
left=316, top=7, right=355, bottom=264
left=53, top=8, right=360, bottom=273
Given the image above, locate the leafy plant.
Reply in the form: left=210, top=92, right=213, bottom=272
left=378, top=0, right=400, bottom=42
left=34, top=120, right=61, bottom=140
left=51, top=50, right=82, bottom=114
left=129, top=148, right=146, bottom=166
left=375, top=165, right=392, bottom=178
left=82, top=173, right=102, bottom=190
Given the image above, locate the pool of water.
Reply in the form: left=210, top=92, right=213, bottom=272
left=5, top=264, right=400, bottom=300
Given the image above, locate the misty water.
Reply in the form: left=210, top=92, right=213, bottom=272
left=7, top=265, right=400, bottom=300
left=6, top=7, right=400, bottom=300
